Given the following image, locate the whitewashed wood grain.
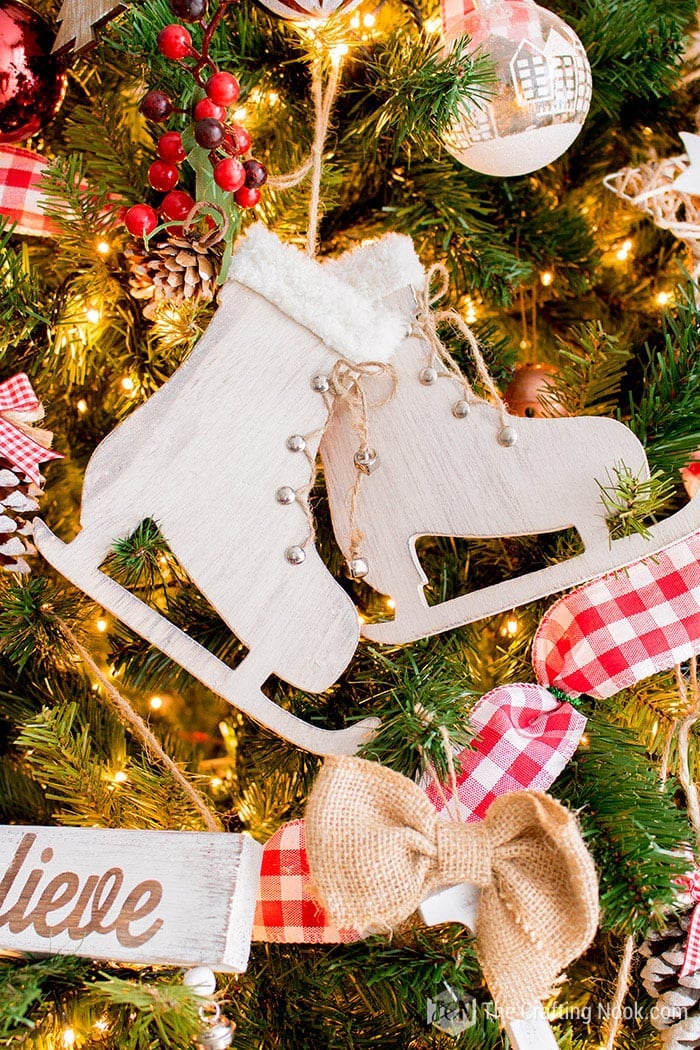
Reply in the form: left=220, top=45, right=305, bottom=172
left=321, top=286, right=700, bottom=644
left=420, top=884, right=559, bottom=1050
left=0, top=825, right=261, bottom=971
left=35, top=230, right=391, bottom=756
left=52, top=0, right=126, bottom=53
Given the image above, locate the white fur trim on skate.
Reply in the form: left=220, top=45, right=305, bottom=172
left=324, top=234, right=426, bottom=299
left=228, top=224, right=406, bottom=364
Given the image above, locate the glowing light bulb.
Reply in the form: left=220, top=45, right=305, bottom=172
left=86, top=307, right=101, bottom=325
left=462, top=297, right=478, bottom=324
left=505, top=616, right=519, bottom=636
left=656, top=291, right=671, bottom=307
left=616, top=239, right=633, bottom=262
left=63, top=1028, right=76, bottom=1047
left=519, top=339, right=531, bottom=351
left=149, top=696, right=163, bottom=711
left=540, top=270, right=554, bottom=287
left=77, top=399, right=88, bottom=415
left=267, top=90, right=279, bottom=105
left=580, top=734, right=589, bottom=747
left=330, top=43, right=349, bottom=66
left=96, top=240, right=111, bottom=256
left=425, top=14, right=442, bottom=33
left=96, top=617, right=108, bottom=633
left=113, top=770, right=128, bottom=784
left=363, top=12, right=376, bottom=26
left=121, top=376, right=135, bottom=391
left=210, top=776, right=223, bottom=789
left=94, top=1017, right=109, bottom=1033
left=350, top=12, right=360, bottom=26
left=232, top=106, right=247, bottom=122
left=386, top=598, right=396, bottom=611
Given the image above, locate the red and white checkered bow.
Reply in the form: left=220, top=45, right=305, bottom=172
left=0, top=147, right=58, bottom=238
left=0, top=374, right=62, bottom=485
left=679, top=870, right=700, bottom=977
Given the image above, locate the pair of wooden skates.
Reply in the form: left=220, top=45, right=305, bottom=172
left=35, top=224, right=700, bottom=756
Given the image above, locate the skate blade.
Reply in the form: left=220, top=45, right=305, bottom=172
left=34, top=521, right=379, bottom=757
left=363, top=492, right=700, bottom=645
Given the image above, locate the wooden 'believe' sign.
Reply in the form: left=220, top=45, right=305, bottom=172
left=0, top=826, right=262, bottom=971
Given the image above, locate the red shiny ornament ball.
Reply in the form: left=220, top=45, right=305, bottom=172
left=193, top=97, right=226, bottom=121
left=157, top=130, right=186, bottom=163
left=157, top=23, right=192, bottom=59
left=214, top=157, right=245, bottom=191
left=226, top=124, right=251, bottom=155
left=205, top=71, right=240, bottom=107
left=161, top=190, right=195, bottom=220
left=148, top=160, right=179, bottom=192
left=234, top=185, right=261, bottom=209
left=503, top=364, right=566, bottom=418
left=243, top=158, right=267, bottom=188
left=140, top=90, right=173, bottom=122
left=0, top=0, right=66, bottom=144
left=124, top=204, right=158, bottom=237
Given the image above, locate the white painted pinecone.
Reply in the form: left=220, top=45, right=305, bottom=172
left=0, top=459, right=41, bottom=573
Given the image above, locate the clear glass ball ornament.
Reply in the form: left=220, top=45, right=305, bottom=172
left=442, top=0, right=592, bottom=177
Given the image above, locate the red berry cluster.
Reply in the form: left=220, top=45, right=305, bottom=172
left=124, top=0, right=267, bottom=239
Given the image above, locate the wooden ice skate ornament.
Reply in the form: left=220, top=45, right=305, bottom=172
left=321, top=236, right=700, bottom=645
left=0, top=825, right=261, bottom=971
left=420, top=886, right=558, bottom=1050
left=52, top=0, right=126, bottom=53
left=35, top=225, right=410, bottom=755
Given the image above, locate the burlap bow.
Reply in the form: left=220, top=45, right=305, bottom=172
left=305, top=756, right=599, bottom=1019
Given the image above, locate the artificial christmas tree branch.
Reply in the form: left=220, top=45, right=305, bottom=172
left=60, top=620, right=222, bottom=833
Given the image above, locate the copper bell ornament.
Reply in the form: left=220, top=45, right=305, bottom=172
left=194, top=1003, right=236, bottom=1050
left=503, top=363, right=566, bottom=418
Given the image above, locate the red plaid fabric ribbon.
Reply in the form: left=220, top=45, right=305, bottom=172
left=0, top=374, right=62, bottom=484
left=533, top=531, right=700, bottom=700
left=0, top=147, right=58, bottom=238
left=679, top=870, right=700, bottom=977
left=420, top=682, right=586, bottom=823
left=252, top=684, right=585, bottom=942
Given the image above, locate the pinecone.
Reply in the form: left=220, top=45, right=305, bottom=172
left=640, top=908, right=700, bottom=1047
left=0, top=456, right=43, bottom=573
left=126, top=226, right=223, bottom=318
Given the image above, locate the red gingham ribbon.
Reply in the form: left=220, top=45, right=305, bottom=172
left=678, top=870, right=700, bottom=977
left=0, top=374, right=62, bottom=484
left=0, top=147, right=58, bottom=238
left=533, top=531, right=700, bottom=700
left=252, top=684, right=585, bottom=942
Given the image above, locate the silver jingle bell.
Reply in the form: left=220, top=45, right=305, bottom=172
left=347, top=557, right=369, bottom=580
left=194, top=1019, right=236, bottom=1050
left=419, top=366, right=438, bottom=386
left=353, top=447, right=379, bottom=474
left=452, top=399, right=470, bottom=419
left=285, top=545, right=306, bottom=565
left=497, top=424, right=518, bottom=447
left=276, top=485, right=296, bottom=505
left=286, top=433, right=306, bottom=453
left=311, top=374, right=330, bottom=393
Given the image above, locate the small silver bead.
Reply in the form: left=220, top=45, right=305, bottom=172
left=353, top=447, right=379, bottom=474
left=347, top=557, right=369, bottom=579
left=311, top=374, right=330, bottom=393
left=497, top=424, right=518, bottom=447
left=286, top=434, right=306, bottom=453
left=183, top=966, right=217, bottom=997
left=285, top=545, right=306, bottom=565
left=419, top=366, right=438, bottom=385
left=452, top=399, right=470, bottom=419
left=195, top=1021, right=235, bottom=1050
left=276, top=486, right=296, bottom=505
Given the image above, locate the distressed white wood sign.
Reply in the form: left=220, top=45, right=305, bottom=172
left=0, top=825, right=262, bottom=971
left=52, top=0, right=126, bottom=54
left=35, top=225, right=415, bottom=756
left=420, top=885, right=558, bottom=1050
left=321, top=238, right=700, bottom=645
